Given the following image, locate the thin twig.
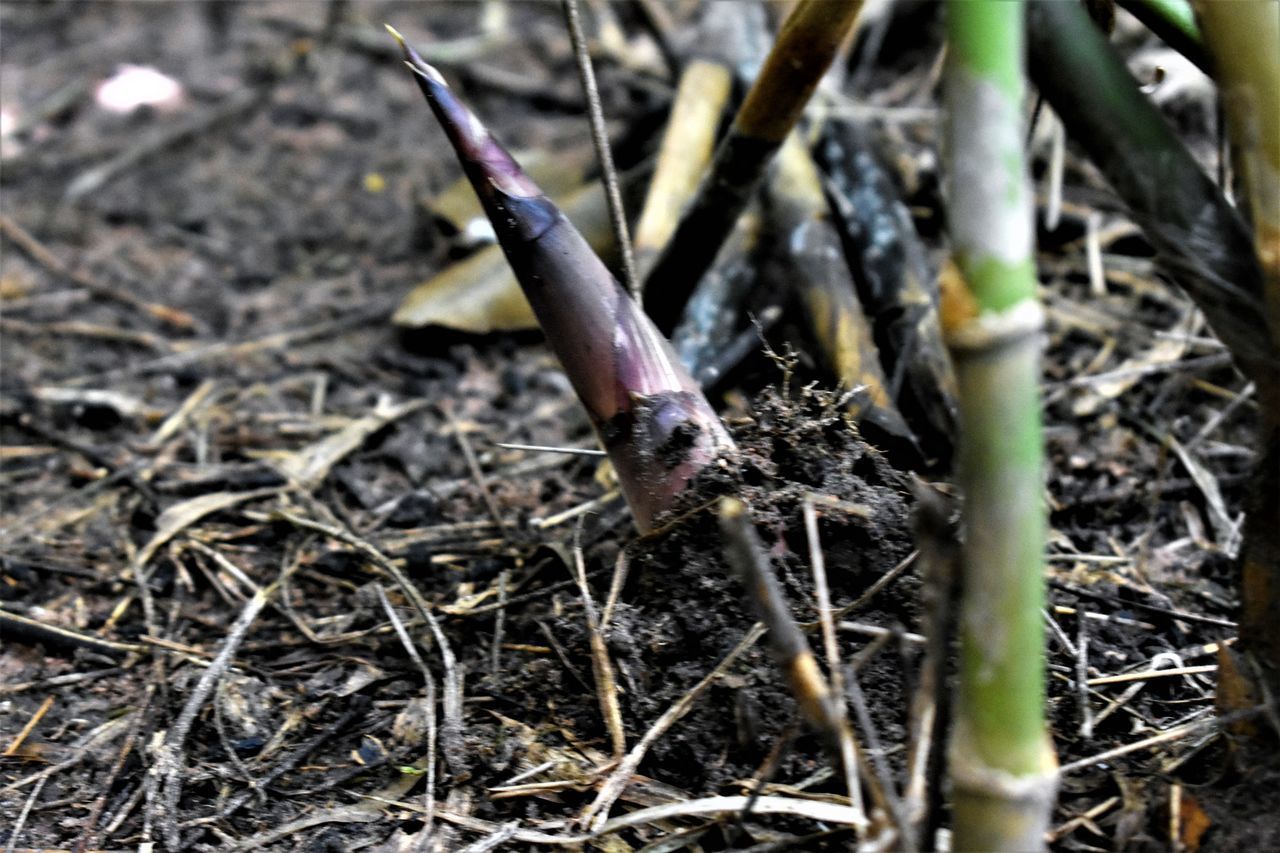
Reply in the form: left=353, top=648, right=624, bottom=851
left=4, top=775, right=48, bottom=853
left=1058, top=706, right=1267, bottom=775
left=561, top=0, right=638, bottom=299
left=494, top=442, right=605, bottom=457
left=491, top=569, right=509, bottom=676
left=377, top=584, right=439, bottom=839
left=572, top=520, right=626, bottom=760
left=0, top=213, right=195, bottom=330
left=153, top=565, right=292, bottom=850
left=444, top=403, right=506, bottom=530
left=2, top=695, right=54, bottom=756
left=803, top=498, right=863, bottom=826
left=903, top=481, right=958, bottom=851
left=846, top=670, right=909, bottom=836
left=600, top=550, right=630, bottom=631
left=1077, top=612, right=1094, bottom=740
left=0, top=608, right=144, bottom=656
left=76, top=685, right=153, bottom=852
left=579, top=623, right=767, bottom=830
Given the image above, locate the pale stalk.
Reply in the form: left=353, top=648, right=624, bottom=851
left=632, top=59, right=732, bottom=282
left=943, top=3, right=1057, bottom=849
left=642, top=0, right=866, bottom=332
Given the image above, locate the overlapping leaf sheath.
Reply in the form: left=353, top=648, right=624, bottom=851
left=395, top=180, right=613, bottom=333
left=767, top=133, right=915, bottom=449
left=817, top=119, right=957, bottom=453
left=391, top=30, right=733, bottom=532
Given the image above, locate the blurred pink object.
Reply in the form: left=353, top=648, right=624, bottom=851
left=95, top=65, right=183, bottom=114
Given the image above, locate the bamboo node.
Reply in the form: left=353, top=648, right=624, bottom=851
left=944, top=300, right=1044, bottom=354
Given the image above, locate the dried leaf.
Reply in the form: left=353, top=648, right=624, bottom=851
left=275, top=398, right=426, bottom=489
left=134, top=486, right=283, bottom=570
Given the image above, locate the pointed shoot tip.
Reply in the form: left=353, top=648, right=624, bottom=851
left=385, top=27, right=448, bottom=87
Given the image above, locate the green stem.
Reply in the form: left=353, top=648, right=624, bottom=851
left=943, top=2, right=1057, bottom=849
left=1025, top=1, right=1272, bottom=374
left=1117, top=0, right=1210, bottom=72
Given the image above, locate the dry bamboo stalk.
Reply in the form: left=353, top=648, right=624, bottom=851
left=642, top=0, right=866, bottom=332
left=632, top=59, right=733, bottom=283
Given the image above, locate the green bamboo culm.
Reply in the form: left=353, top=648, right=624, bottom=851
left=942, top=2, right=1058, bottom=849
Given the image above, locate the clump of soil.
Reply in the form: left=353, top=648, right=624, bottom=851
left=437, top=382, right=920, bottom=841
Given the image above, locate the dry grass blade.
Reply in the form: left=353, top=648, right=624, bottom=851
left=275, top=398, right=426, bottom=490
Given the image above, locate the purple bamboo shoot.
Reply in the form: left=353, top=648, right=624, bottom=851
left=389, top=28, right=734, bottom=531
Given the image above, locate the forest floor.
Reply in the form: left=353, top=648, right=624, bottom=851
left=2, top=2, right=1277, bottom=851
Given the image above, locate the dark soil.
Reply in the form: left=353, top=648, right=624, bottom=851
left=2, top=2, right=1278, bottom=851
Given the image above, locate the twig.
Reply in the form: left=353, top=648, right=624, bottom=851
left=76, top=685, right=153, bottom=852
left=561, top=0, right=638, bottom=298
left=65, top=89, right=262, bottom=201
left=1077, top=612, right=1094, bottom=740
left=902, top=482, right=958, bottom=851
left=2, top=714, right=133, bottom=795
left=600, top=550, right=630, bottom=631
left=493, top=442, right=605, bottom=457
left=491, top=569, right=509, bottom=676
left=443, top=404, right=507, bottom=530
left=0, top=608, right=144, bottom=656
left=578, top=623, right=767, bottom=830
left=829, top=550, right=918, bottom=621
left=803, top=498, right=863, bottom=826
left=274, top=499, right=468, bottom=776
left=383, top=792, right=867, bottom=844
left=0, top=666, right=126, bottom=697
left=571, top=520, right=626, bottom=759
left=846, top=671, right=909, bottom=836
left=2, top=695, right=54, bottom=756
left=153, top=564, right=294, bottom=850
left=191, top=699, right=367, bottom=827
left=376, top=584, right=439, bottom=839
left=719, top=497, right=869, bottom=833
left=1058, top=706, right=1268, bottom=775
left=0, top=213, right=195, bottom=330
left=4, top=775, right=49, bottom=853
left=1087, top=663, right=1217, bottom=686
